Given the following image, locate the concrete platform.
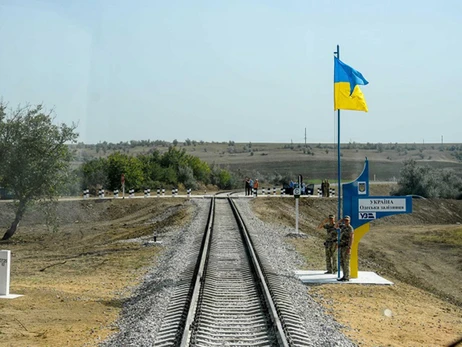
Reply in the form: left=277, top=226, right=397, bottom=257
left=0, top=294, right=23, bottom=299
left=294, top=270, right=393, bottom=285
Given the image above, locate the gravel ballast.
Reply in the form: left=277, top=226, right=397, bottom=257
left=235, top=199, right=355, bottom=347
left=101, top=198, right=355, bottom=347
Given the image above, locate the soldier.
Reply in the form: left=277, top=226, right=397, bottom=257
left=335, top=215, right=354, bottom=281
left=318, top=214, right=337, bottom=274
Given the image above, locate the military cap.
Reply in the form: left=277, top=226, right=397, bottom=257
left=344, top=215, right=351, bottom=220
left=328, top=214, right=335, bottom=218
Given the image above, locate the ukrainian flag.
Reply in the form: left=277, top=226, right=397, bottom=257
left=334, top=57, right=369, bottom=112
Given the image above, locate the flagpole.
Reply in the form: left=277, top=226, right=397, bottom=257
left=334, top=44, right=341, bottom=220
left=334, top=44, right=342, bottom=280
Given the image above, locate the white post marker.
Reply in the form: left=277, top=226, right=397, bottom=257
left=0, top=250, right=22, bottom=299
left=0, top=250, right=10, bottom=296
left=294, top=187, right=301, bottom=233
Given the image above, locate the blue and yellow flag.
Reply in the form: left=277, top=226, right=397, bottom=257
left=334, top=57, right=369, bottom=112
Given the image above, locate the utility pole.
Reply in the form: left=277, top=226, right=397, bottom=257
left=304, top=128, right=307, bottom=149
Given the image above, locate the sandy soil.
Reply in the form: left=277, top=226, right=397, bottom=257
left=0, top=198, right=192, bottom=347
left=309, top=281, right=461, bottom=347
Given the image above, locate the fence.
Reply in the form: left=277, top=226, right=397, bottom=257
left=317, top=187, right=336, bottom=197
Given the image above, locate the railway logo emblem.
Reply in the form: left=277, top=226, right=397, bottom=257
left=359, top=212, right=376, bottom=220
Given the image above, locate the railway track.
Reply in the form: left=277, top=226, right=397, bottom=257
left=154, top=197, right=311, bottom=346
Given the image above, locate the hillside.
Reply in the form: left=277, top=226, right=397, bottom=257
left=70, top=142, right=462, bottom=183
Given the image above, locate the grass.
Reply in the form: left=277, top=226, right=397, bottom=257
left=225, top=158, right=462, bottom=183
left=414, top=227, right=462, bottom=246
left=226, top=160, right=397, bottom=182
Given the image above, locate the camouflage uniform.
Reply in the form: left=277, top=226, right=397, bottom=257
left=339, top=222, right=354, bottom=280
left=323, top=220, right=338, bottom=274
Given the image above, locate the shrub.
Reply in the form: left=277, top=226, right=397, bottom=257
left=178, top=165, right=197, bottom=190
left=392, top=159, right=462, bottom=199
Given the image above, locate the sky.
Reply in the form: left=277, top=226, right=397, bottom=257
left=0, top=0, right=461, bottom=145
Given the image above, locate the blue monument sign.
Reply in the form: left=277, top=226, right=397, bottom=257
left=342, top=158, right=412, bottom=277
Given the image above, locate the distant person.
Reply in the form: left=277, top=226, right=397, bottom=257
left=326, top=179, right=331, bottom=197
left=249, top=178, right=254, bottom=196
left=253, top=179, right=259, bottom=196
left=245, top=177, right=250, bottom=196
left=335, top=216, right=354, bottom=281
left=321, top=180, right=325, bottom=197
left=318, top=214, right=337, bottom=274
left=289, top=180, right=294, bottom=195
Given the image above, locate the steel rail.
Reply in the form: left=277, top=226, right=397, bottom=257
left=228, top=198, right=290, bottom=347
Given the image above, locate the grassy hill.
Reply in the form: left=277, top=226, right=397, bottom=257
left=70, top=141, right=462, bottom=184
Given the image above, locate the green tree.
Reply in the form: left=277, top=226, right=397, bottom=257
left=106, top=152, right=144, bottom=190
left=161, top=166, right=178, bottom=185
left=81, top=158, right=108, bottom=193
left=178, top=165, right=197, bottom=189
left=210, top=166, right=237, bottom=189
left=60, top=168, right=84, bottom=196
left=161, top=146, right=187, bottom=169
left=186, top=156, right=211, bottom=184
left=139, top=151, right=164, bottom=187
left=392, top=160, right=428, bottom=197
left=0, top=104, right=78, bottom=240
